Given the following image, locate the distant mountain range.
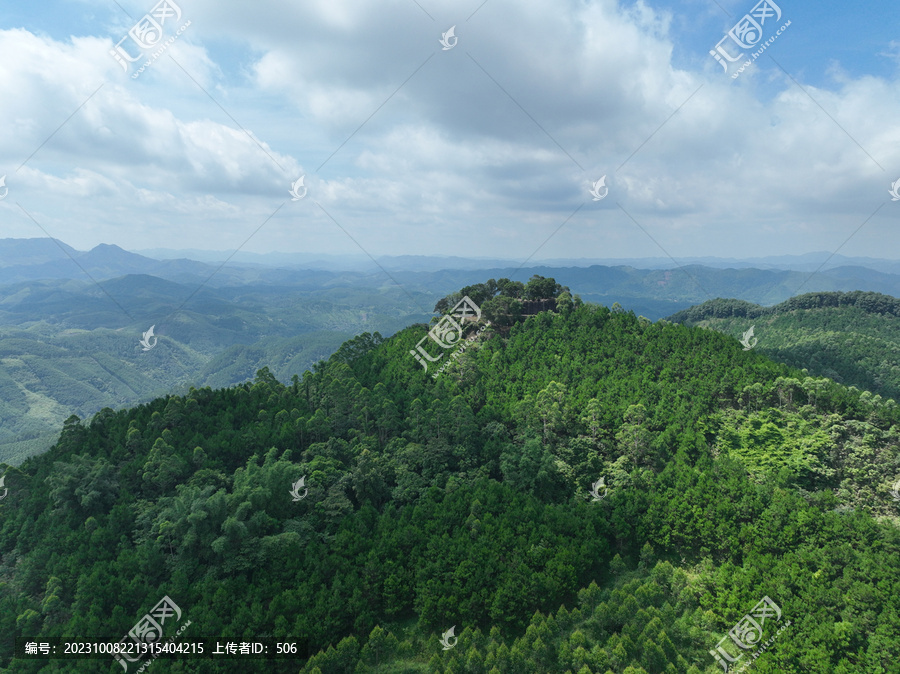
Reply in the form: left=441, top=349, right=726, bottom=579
left=0, top=238, right=218, bottom=285
left=135, top=245, right=900, bottom=274
left=5, top=237, right=900, bottom=465
left=0, top=237, right=884, bottom=276
left=6, top=238, right=900, bottom=310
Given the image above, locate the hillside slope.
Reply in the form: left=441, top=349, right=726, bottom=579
left=1, top=297, right=899, bottom=672
left=666, top=291, right=900, bottom=402
left=0, top=276, right=429, bottom=465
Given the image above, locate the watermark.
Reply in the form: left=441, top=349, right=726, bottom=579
left=709, top=1, right=791, bottom=80
left=589, top=176, right=608, bottom=201
left=740, top=326, right=758, bottom=351
left=0, top=175, right=7, bottom=200
left=429, top=321, right=491, bottom=379
left=140, top=325, right=158, bottom=351
left=289, top=176, right=307, bottom=201
left=410, top=296, right=489, bottom=376
left=289, top=476, right=308, bottom=502
left=439, top=626, right=457, bottom=650
left=133, top=620, right=192, bottom=673
left=889, top=179, right=900, bottom=201
left=731, top=620, right=791, bottom=673
left=109, top=0, right=192, bottom=80
left=889, top=477, right=900, bottom=502
left=589, top=477, right=608, bottom=501
left=709, top=596, right=788, bottom=672
left=113, top=595, right=185, bottom=672
left=0, top=473, right=7, bottom=501
left=439, top=26, right=458, bottom=51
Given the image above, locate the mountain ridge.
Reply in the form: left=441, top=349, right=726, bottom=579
left=666, top=290, right=900, bottom=402
left=1, top=294, right=899, bottom=672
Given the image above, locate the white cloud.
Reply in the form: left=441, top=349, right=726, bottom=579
left=0, top=0, right=898, bottom=259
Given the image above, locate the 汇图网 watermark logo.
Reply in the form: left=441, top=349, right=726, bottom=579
left=0, top=175, right=7, bottom=200
left=889, top=477, right=900, bottom=502
left=289, top=176, right=307, bottom=200
left=740, top=326, right=758, bottom=351
left=889, top=179, right=900, bottom=201
left=439, top=26, right=458, bottom=50
left=411, top=296, right=490, bottom=377
left=709, top=1, right=791, bottom=80
left=109, top=0, right=191, bottom=79
left=709, top=595, right=789, bottom=672
left=139, top=325, right=158, bottom=351
left=439, top=626, right=457, bottom=650
left=589, top=176, right=608, bottom=201
left=0, top=474, right=7, bottom=501
left=589, top=476, right=609, bottom=501
left=113, top=596, right=186, bottom=672
left=290, top=476, right=308, bottom=501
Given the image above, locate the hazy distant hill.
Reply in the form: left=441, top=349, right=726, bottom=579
left=11, top=238, right=900, bottom=303
left=666, top=291, right=900, bottom=402
left=545, top=252, right=900, bottom=274
left=0, top=240, right=208, bottom=284
left=0, top=274, right=432, bottom=465
left=0, top=238, right=80, bottom=267
left=7, top=236, right=900, bottom=465
left=136, top=246, right=900, bottom=275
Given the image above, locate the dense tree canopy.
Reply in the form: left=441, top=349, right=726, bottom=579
left=668, top=291, right=900, bottom=402
left=1, top=289, right=899, bottom=672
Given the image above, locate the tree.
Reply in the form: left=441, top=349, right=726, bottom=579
left=361, top=626, right=398, bottom=667
left=142, top=438, right=189, bottom=494
left=524, top=275, right=568, bottom=300
left=580, top=398, right=604, bottom=443
left=497, top=278, right=525, bottom=298
left=125, top=421, right=147, bottom=456
left=616, top=404, right=651, bottom=471
left=305, top=408, right=331, bottom=444
left=557, top=291, right=574, bottom=314
left=162, top=397, right=184, bottom=429
left=500, top=437, right=567, bottom=498
left=535, top=381, right=569, bottom=444
left=482, top=295, right=522, bottom=328
left=47, top=454, right=119, bottom=516
left=40, top=576, right=67, bottom=626
left=434, top=291, right=463, bottom=314
left=351, top=450, right=392, bottom=509
left=317, top=478, right=354, bottom=529
left=16, top=609, right=41, bottom=638
left=335, top=635, right=360, bottom=674
left=578, top=581, right=603, bottom=616
left=56, top=415, right=86, bottom=454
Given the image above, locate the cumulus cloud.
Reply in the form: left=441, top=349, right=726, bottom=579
left=0, top=0, right=898, bottom=259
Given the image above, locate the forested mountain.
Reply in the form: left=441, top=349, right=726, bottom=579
left=0, top=275, right=431, bottom=466
left=667, top=291, right=900, bottom=403
left=10, top=235, right=900, bottom=468
left=1, top=288, right=899, bottom=673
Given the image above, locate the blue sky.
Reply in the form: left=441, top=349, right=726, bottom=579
left=0, top=0, right=898, bottom=262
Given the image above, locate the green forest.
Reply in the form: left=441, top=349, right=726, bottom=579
left=0, top=277, right=428, bottom=467
left=667, top=291, right=900, bottom=402
left=1, top=279, right=899, bottom=673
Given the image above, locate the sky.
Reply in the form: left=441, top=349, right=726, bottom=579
left=0, top=0, right=899, bottom=264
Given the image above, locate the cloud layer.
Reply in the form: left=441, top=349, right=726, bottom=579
left=0, top=0, right=898, bottom=261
